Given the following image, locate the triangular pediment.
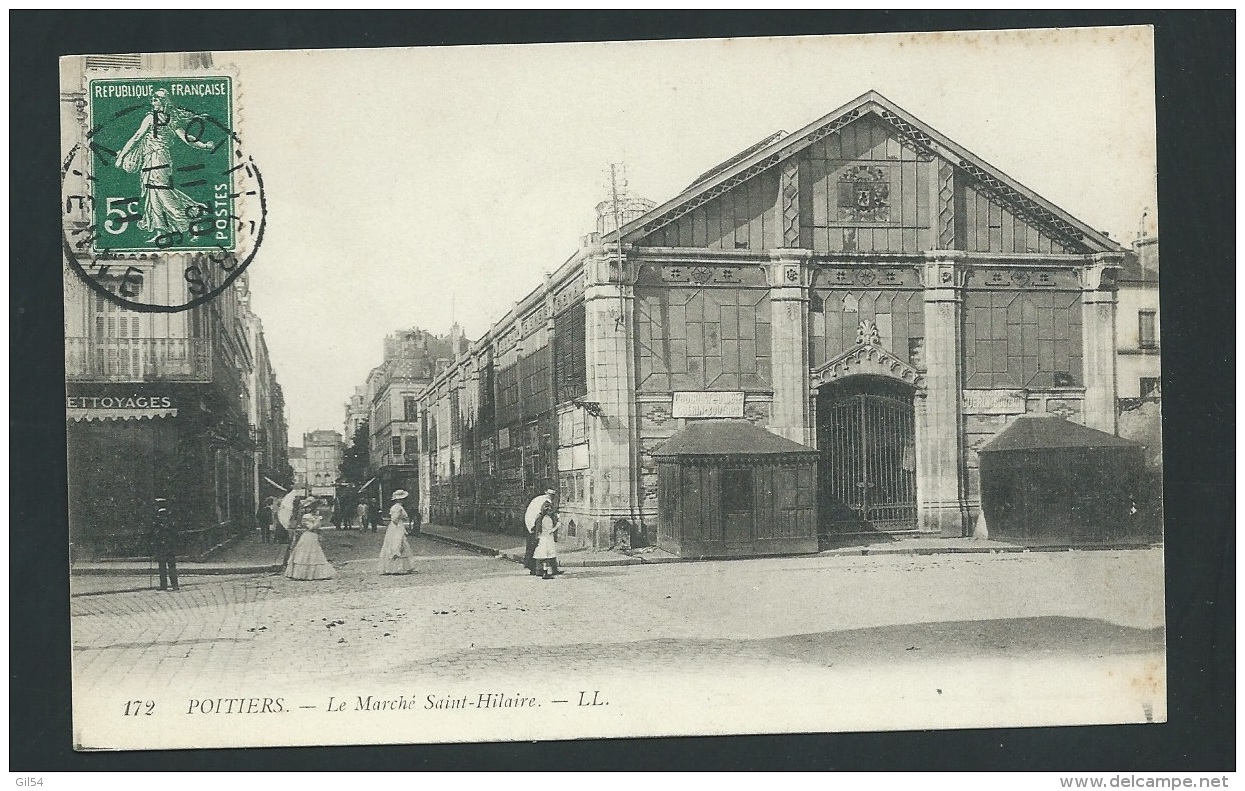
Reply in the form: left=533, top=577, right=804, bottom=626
left=615, top=91, right=1121, bottom=256
left=811, top=321, right=926, bottom=390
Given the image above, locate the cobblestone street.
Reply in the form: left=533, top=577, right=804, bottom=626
left=72, top=536, right=1162, bottom=680
left=70, top=536, right=1166, bottom=748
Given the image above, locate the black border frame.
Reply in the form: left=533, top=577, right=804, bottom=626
left=11, top=10, right=1234, bottom=771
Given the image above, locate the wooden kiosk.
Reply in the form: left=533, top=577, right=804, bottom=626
left=652, top=420, right=819, bottom=558
left=978, top=417, right=1152, bottom=545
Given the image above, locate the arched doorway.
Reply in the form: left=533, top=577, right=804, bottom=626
left=816, top=375, right=918, bottom=534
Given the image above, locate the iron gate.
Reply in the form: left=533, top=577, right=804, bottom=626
left=818, top=388, right=917, bottom=532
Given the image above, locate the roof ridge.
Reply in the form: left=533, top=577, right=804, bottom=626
left=609, top=89, right=1122, bottom=254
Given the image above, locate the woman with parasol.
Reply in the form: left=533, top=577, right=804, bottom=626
left=284, top=497, right=335, bottom=581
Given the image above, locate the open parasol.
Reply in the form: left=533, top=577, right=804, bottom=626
left=276, top=491, right=297, bottom=530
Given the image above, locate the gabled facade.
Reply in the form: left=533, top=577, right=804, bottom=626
left=417, top=91, right=1129, bottom=551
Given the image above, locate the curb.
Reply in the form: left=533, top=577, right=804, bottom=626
left=423, top=530, right=1161, bottom=567
left=422, top=532, right=507, bottom=558
left=820, top=543, right=1162, bottom=557
left=545, top=554, right=643, bottom=568
left=424, top=532, right=644, bottom=567
left=71, top=563, right=284, bottom=577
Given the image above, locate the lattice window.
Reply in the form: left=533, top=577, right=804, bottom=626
left=496, top=362, right=520, bottom=428
left=809, top=288, right=924, bottom=365
left=963, top=291, right=1083, bottom=389
left=449, top=390, right=461, bottom=443
left=477, top=361, right=495, bottom=430
left=519, top=345, right=552, bottom=420
left=553, top=301, right=587, bottom=403
left=637, top=287, right=771, bottom=392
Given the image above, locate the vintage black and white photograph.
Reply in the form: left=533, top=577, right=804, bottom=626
left=60, top=26, right=1166, bottom=751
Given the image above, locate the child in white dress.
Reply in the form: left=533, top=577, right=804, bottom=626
left=532, top=503, right=559, bottom=580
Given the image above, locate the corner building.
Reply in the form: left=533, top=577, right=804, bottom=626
left=417, top=91, right=1127, bottom=552
left=62, top=53, right=273, bottom=558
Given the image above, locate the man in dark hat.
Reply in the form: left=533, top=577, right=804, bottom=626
left=256, top=497, right=274, bottom=544
left=151, top=497, right=179, bottom=592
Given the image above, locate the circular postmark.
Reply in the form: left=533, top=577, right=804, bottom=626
left=61, top=76, right=265, bottom=313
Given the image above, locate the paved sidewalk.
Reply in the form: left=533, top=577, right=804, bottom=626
left=423, top=522, right=1160, bottom=565
left=72, top=530, right=288, bottom=576
left=74, top=523, right=1158, bottom=576
left=421, top=523, right=663, bottom=566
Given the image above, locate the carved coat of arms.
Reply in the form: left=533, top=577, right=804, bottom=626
left=838, top=165, right=891, bottom=222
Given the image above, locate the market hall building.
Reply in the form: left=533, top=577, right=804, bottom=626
left=416, top=91, right=1127, bottom=556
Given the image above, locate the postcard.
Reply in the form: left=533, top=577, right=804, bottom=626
left=63, top=27, right=1164, bottom=751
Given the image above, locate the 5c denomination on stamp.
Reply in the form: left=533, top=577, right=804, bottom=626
left=61, top=74, right=266, bottom=313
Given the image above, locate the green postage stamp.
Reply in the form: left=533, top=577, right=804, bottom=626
left=87, top=76, right=234, bottom=253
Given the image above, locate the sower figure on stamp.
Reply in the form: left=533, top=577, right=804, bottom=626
left=114, top=89, right=213, bottom=244
left=151, top=497, right=179, bottom=592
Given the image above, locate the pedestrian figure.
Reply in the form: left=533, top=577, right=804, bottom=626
left=358, top=500, right=374, bottom=533
left=533, top=501, right=560, bottom=580
left=151, top=497, right=179, bottom=592
left=523, top=489, right=555, bottom=576
left=285, top=498, right=336, bottom=581
left=342, top=497, right=356, bottom=530
left=379, top=490, right=417, bottom=575
left=256, top=497, right=273, bottom=544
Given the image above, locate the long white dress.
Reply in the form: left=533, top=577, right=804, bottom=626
left=379, top=503, right=417, bottom=575
left=533, top=515, right=558, bottom=561
left=286, top=514, right=335, bottom=580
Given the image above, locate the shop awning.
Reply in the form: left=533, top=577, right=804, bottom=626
left=67, top=407, right=178, bottom=422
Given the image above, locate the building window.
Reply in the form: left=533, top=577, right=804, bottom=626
left=637, top=287, right=772, bottom=392
left=963, top=291, right=1083, bottom=389
left=404, top=397, right=418, bottom=422
left=391, top=436, right=402, bottom=456
left=1138, top=310, right=1157, bottom=349
left=554, top=301, right=587, bottom=403
left=1140, top=377, right=1161, bottom=400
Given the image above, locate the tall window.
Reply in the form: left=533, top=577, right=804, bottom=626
left=1138, top=310, right=1157, bottom=349
left=963, top=291, right=1083, bottom=389
left=404, top=396, right=418, bottom=422
left=553, top=301, right=587, bottom=403
left=391, top=436, right=402, bottom=456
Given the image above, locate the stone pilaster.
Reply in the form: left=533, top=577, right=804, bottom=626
left=544, top=274, right=558, bottom=448
left=582, top=245, right=641, bottom=548
left=416, top=400, right=432, bottom=525
left=1079, top=255, right=1122, bottom=434
left=767, top=250, right=812, bottom=445
left=918, top=253, right=969, bottom=537
left=463, top=360, right=480, bottom=522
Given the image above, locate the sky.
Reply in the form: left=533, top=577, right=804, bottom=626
left=223, top=27, right=1158, bottom=443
